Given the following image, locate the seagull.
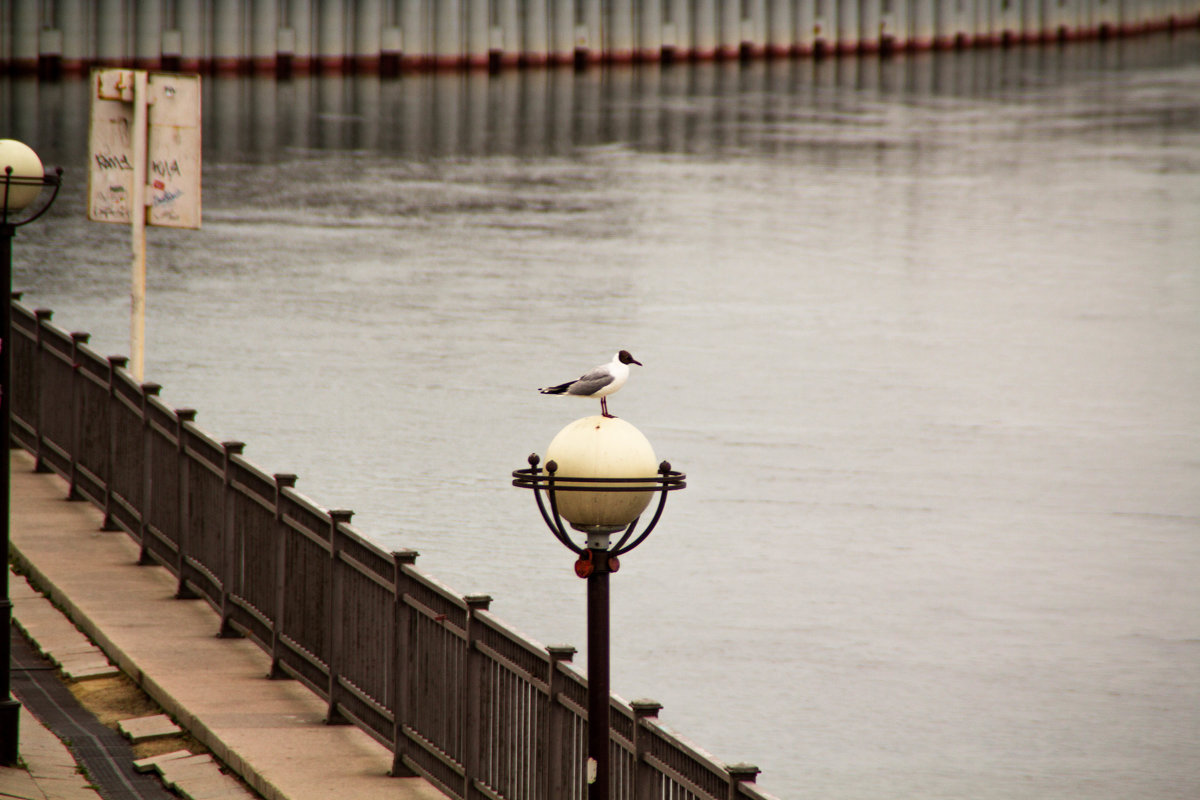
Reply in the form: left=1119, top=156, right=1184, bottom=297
left=539, top=350, right=642, bottom=418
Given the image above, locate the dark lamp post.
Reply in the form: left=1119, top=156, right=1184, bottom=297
left=512, top=418, right=684, bottom=800
left=1, top=138, right=63, bottom=765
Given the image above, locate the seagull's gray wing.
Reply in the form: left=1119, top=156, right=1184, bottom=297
left=565, top=366, right=615, bottom=396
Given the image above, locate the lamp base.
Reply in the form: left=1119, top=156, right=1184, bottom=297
left=0, top=698, right=20, bottom=765
left=570, top=524, right=624, bottom=550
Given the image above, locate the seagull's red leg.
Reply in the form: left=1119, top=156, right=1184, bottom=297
left=601, top=397, right=613, bottom=418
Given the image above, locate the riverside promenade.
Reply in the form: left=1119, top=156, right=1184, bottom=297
left=3, top=447, right=447, bottom=800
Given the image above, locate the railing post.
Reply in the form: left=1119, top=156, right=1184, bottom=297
left=66, top=331, right=89, bottom=499
left=31, top=308, right=51, bottom=472
left=462, top=593, right=493, bottom=799
left=101, top=355, right=128, bottom=531
left=726, top=763, right=761, bottom=800
left=173, top=409, right=197, bottom=598
left=268, top=472, right=297, bottom=679
left=137, top=382, right=161, bottom=565
left=545, top=644, right=577, bottom=800
left=631, top=699, right=663, bottom=800
left=217, top=440, right=246, bottom=638
left=325, top=508, right=353, bottom=724
left=390, top=548, right=419, bottom=778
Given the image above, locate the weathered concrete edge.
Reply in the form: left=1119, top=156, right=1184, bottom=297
left=9, top=542, right=288, bottom=800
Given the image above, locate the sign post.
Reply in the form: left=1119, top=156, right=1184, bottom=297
left=88, top=69, right=201, bottom=381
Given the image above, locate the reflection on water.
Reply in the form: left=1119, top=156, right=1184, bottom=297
left=6, top=32, right=1199, bottom=163
left=4, top=31, right=1200, bottom=800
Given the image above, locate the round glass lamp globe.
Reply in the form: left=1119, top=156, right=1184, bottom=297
left=545, top=415, right=659, bottom=532
left=0, top=139, right=45, bottom=213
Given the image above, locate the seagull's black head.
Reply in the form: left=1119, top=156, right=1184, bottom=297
left=618, top=350, right=642, bottom=367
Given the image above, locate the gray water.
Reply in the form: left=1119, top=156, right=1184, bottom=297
left=4, top=33, right=1200, bottom=799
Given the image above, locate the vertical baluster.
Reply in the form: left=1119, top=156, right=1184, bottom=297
left=391, top=549, right=420, bottom=777
left=173, top=410, right=196, bottom=597
left=101, top=355, right=127, bottom=531
left=325, top=508, right=353, bottom=723
left=31, top=308, right=51, bottom=473
left=66, top=331, right=89, bottom=499
left=137, top=382, right=161, bottom=564
left=544, top=645, right=576, bottom=800
left=462, top=594, right=492, bottom=796
left=268, top=472, right=297, bottom=678
left=217, top=440, right=246, bottom=637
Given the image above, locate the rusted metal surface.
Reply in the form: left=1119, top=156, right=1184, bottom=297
left=10, top=299, right=780, bottom=800
left=2, top=0, right=1196, bottom=75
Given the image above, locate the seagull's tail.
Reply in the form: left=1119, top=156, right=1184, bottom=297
left=539, top=381, right=573, bottom=395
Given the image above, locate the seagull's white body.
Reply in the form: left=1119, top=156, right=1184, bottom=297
left=539, top=351, right=642, bottom=418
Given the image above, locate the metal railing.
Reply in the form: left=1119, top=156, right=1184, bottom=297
left=10, top=299, right=780, bottom=800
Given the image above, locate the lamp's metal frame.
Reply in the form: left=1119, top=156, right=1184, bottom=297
left=1, top=166, right=64, bottom=227
left=512, top=452, right=685, bottom=800
left=512, top=454, right=686, bottom=556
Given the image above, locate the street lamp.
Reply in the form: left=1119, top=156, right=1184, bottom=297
left=512, top=415, right=685, bottom=799
left=1, top=138, right=63, bottom=765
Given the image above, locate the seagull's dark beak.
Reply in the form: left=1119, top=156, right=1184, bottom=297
left=632, top=358, right=643, bottom=367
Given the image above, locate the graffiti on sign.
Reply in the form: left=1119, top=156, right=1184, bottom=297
left=88, top=69, right=202, bottom=229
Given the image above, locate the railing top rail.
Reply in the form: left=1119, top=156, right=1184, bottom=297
left=473, top=608, right=556, bottom=671
left=278, top=483, right=342, bottom=535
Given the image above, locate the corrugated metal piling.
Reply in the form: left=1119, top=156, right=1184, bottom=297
left=2, top=0, right=1198, bottom=74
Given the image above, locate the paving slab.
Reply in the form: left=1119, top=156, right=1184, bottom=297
left=155, top=754, right=215, bottom=774
left=155, top=753, right=258, bottom=799
left=182, top=783, right=255, bottom=800
left=162, top=763, right=225, bottom=788
left=0, top=707, right=104, bottom=800
left=119, top=714, right=184, bottom=742
left=9, top=574, right=122, bottom=683
left=173, top=771, right=249, bottom=798
left=10, top=449, right=447, bottom=800
left=181, top=782, right=255, bottom=800
left=59, top=658, right=123, bottom=681
left=134, top=750, right=196, bottom=773
left=0, top=765, right=43, bottom=800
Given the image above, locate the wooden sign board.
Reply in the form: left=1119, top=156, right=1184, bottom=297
left=88, top=69, right=202, bottom=229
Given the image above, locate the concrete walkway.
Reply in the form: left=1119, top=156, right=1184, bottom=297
left=0, top=705, right=104, bottom=799
left=6, top=448, right=446, bottom=800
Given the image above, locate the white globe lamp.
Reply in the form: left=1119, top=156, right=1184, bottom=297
left=0, top=139, right=45, bottom=213
left=545, top=415, right=659, bottom=535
